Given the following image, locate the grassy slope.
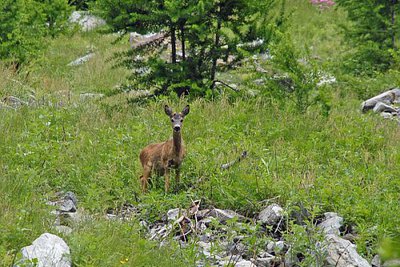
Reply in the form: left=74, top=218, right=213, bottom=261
left=1, top=2, right=400, bottom=266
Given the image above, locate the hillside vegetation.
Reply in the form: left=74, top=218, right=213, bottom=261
left=1, top=1, right=400, bottom=266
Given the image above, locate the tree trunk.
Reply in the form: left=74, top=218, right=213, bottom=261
left=391, top=0, right=397, bottom=50
left=170, top=23, right=177, bottom=64
left=210, top=17, right=221, bottom=82
left=180, top=22, right=186, bottom=61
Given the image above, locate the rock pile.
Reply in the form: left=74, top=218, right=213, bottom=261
left=361, top=88, right=400, bottom=122
left=122, top=200, right=372, bottom=267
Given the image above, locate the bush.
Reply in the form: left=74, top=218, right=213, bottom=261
left=0, top=0, right=72, bottom=66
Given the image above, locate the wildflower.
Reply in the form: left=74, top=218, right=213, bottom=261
left=120, top=258, right=129, bottom=264
left=310, top=0, right=335, bottom=9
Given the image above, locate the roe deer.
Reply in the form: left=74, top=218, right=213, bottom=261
left=139, top=105, right=190, bottom=192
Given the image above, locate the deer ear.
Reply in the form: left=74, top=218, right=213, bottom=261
left=164, top=105, right=173, bottom=116
left=181, top=105, right=190, bottom=116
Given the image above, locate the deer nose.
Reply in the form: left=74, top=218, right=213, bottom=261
left=174, top=125, right=181, bottom=131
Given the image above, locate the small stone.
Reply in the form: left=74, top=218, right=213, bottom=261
left=255, top=254, right=276, bottom=267
left=381, top=112, right=394, bottom=119
left=372, top=254, right=381, bottom=267
left=199, top=233, right=212, bottom=243
left=318, top=212, right=343, bottom=235
left=234, top=259, right=256, bottom=267
left=167, top=208, right=182, bottom=221
left=258, top=204, right=283, bottom=226
left=227, top=242, right=247, bottom=255
left=208, top=208, right=246, bottom=223
left=59, top=199, right=76, bottom=213
left=198, top=241, right=212, bottom=257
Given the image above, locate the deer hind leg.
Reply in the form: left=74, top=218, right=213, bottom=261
left=140, top=164, right=152, bottom=193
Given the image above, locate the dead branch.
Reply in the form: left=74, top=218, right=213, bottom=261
left=221, top=151, right=248, bottom=170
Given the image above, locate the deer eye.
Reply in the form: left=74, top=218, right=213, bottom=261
left=180, top=119, right=183, bottom=122
left=171, top=119, right=174, bottom=122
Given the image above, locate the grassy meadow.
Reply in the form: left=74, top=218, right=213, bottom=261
left=1, top=1, right=400, bottom=266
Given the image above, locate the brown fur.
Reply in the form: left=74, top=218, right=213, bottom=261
left=139, top=105, right=189, bottom=192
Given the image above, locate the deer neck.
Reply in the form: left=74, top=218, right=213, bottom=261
left=172, top=130, right=183, bottom=155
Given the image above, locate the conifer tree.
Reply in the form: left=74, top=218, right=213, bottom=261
left=96, top=0, right=278, bottom=97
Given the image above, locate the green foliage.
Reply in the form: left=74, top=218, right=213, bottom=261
left=335, top=0, right=400, bottom=75
left=264, top=33, right=330, bottom=114
left=0, top=0, right=72, bottom=65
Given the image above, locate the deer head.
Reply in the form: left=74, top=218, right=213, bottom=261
left=164, top=105, right=190, bottom=132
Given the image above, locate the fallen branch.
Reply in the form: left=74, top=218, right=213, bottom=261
left=212, top=80, right=239, bottom=92
left=221, top=151, right=248, bottom=170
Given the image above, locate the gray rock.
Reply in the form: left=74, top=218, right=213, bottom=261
left=199, top=233, right=212, bottom=243
left=255, top=252, right=276, bottom=267
left=373, top=102, right=398, bottom=113
left=59, top=199, right=76, bottom=213
left=167, top=208, right=182, bottom=221
left=16, top=233, right=71, bottom=267
left=318, top=212, right=343, bottom=235
left=208, top=208, right=246, bottom=223
left=228, top=242, right=247, bottom=256
left=258, top=204, right=283, bottom=225
left=372, top=255, right=381, bottom=267
left=218, top=255, right=242, bottom=266
left=198, top=241, right=212, bottom=257
left=325, top=234, right=371, bottom=267
left=69, top=11, right=106, bottom=31
left=149, top=223, right=172, bottom=240
left=67, top=53, right=95, bottom=66
left=361, top=88, right=400, bottom=112
left=64, top=192, right=77, bottom=206
left=380, top=112, right=395, bottom=119
left=234, top=259, right=256, bottom=267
